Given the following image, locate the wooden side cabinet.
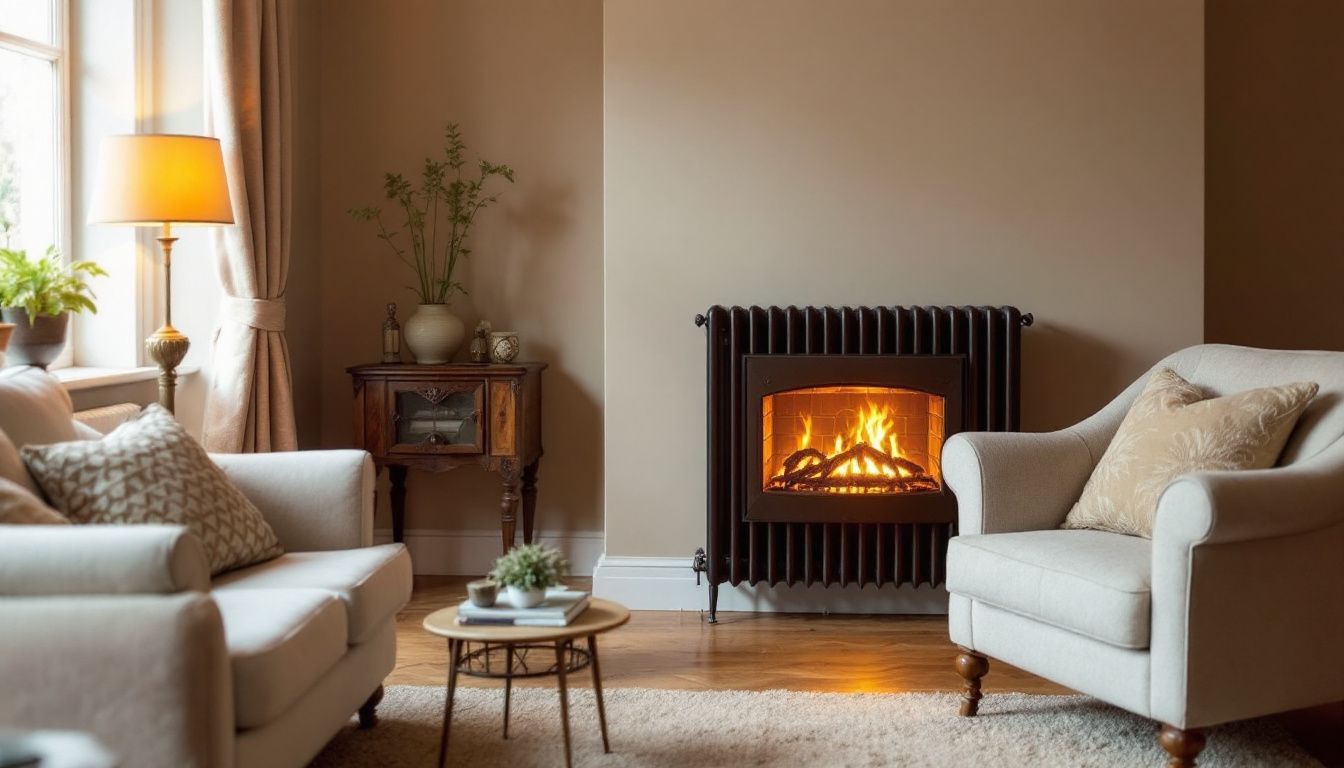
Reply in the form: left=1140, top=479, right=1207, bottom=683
left=348, top=362, right=546, bottom=553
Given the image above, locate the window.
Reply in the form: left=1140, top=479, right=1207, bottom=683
left=0, top=0, right=67, bottom=257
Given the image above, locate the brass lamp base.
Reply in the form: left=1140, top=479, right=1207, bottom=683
left=146, top=324, right=190, bottom=413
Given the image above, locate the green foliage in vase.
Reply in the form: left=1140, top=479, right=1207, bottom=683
left=0, top=222, right=107, bottom=325
left=489, top=543, right=567, bottom=591
left=349, top=123, right=514, bottom=305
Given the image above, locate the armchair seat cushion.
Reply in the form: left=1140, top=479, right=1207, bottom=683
left=214, top=588, right=347, bottom=729
left=947, top=530, right=1152, bottom=649
left=213, top=544, right=411, bottom=645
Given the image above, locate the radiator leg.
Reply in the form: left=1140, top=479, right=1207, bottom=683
left=707, top=583, right=719, bottom=624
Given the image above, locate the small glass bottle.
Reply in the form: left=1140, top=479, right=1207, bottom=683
left=382, top=303, right=402, bottom=363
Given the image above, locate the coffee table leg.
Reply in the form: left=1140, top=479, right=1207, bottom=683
left=555, top=640, right=573, bottom=768
left=589, top=634, right=611, bottom=753
left=503, top=645, right=513, bottom=739
left=438, top=638, right=463, bottom=768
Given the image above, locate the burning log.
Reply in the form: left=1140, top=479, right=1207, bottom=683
left=767, top=442, right=938, bottom=494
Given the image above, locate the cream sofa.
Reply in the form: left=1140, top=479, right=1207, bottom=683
left=0, top=367, right=413, bottom=767
left=943, top=345, right=1344, bottom=766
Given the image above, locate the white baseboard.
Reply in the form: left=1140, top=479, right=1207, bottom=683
left=373, top=528, right=604, bottom=577
left=592, top=555, right=949, bottom=614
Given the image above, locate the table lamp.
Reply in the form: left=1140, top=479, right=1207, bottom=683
left=89, top=134, right=234, bottom=413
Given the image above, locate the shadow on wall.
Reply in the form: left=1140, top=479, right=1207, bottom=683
left=1020, top=321, right=1129, bottom=432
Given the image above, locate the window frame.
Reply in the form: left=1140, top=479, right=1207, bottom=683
left=0, top=0, right=74, bottom=367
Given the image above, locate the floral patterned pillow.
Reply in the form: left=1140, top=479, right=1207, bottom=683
left=1062, top=368, right=1318, bottom=538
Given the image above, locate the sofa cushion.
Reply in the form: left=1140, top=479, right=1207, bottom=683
left=946, top=530, right=1152, bottom=649
left=22, top=405, right=283, bottom=575
left=0, top=367, right=81, bottom=449
left=1063, top=368, right=1317, bottom=538
left=213, top=544, right=411, bottom=645
left=0, top=477, right=68, bottom=525
left=0, top=429, right=39, bottom=495
left=213, top=588, right=347, bottom=729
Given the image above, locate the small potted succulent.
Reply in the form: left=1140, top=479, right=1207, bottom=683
left=489, top=543, right=567, bottom=609
left=0, top=224, right=106, bottom=368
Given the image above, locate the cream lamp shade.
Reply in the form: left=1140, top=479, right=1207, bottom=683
left=89, top=134, right=234, bottom=226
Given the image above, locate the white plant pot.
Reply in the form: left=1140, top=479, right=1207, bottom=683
left=507, top=585, right=546, bottom=609
left=403, top=303, right=465, bottom=365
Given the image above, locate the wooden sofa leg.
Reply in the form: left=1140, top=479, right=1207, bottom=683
left=358, top=685, right=385, bottom=730
left=1158, top=724, right=1206, bottom=767
left=954, top=647, right=989, bottom=717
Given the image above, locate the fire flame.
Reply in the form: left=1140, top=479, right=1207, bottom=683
left=787, top=402, right=913, bottom=483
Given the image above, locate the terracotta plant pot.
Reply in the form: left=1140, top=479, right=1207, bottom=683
left=0, top=310, right=69, bottom=369
left=403, top=303, right=465, bottom=365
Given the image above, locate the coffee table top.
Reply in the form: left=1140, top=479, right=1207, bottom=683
left=423, top=597, right=630, bottom=643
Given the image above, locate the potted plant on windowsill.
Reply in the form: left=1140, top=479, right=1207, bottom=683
left=350, top=123, right=514, bottom=364
left=489, top=543, right=567, bottom=609
left=0, top=226, right=107, bottom=369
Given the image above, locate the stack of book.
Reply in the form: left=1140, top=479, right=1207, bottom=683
left=457, top=588, right=590, bottom=627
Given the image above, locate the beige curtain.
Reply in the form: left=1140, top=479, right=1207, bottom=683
left=201, top=0, right=297, bottom=452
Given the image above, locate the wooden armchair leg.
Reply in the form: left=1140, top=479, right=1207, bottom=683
left=1158, top=724, right=1206, bottom=767
left=954, top=647, right=989, bottom=717
left=358, top=685, right=385, bottom=730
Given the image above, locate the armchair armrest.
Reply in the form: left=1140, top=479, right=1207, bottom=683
left=1149, top=439, right=1344, bottom=728
left=0, top=593, right=233, bottom=767
left=211, top=450, right=374, bottom=551
left=0, top=525, right=209, bottom=596
left=942, top=429, right=1095, bottom=534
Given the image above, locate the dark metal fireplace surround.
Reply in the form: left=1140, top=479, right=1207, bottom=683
left=693, top=305, right=1031, bottom=622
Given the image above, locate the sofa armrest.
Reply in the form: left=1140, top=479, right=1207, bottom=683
left=1149, top=440, right=1344, bottom=728
left=211, top=450, right=374, bottom=551
left=942, top=429, right=1095, bottom=534
left=0, top=593, right=233, bottom=767
left=0, top=525, right=209, bottom=596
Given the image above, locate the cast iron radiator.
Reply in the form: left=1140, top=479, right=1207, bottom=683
left=693, top=305, right=1031, bottom=622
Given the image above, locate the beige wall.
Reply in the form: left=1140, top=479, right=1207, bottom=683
left=604, top=0, right=1205, bottom=556
left=315, top=1, right=605, bottom=536
left=1205, top=0, right=1344, bottom=350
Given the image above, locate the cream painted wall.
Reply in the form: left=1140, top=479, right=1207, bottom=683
left=316, top=1, right=605, bottom=536
left=604, top=1, right=1205, bottom=556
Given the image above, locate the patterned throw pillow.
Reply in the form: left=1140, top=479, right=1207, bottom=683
left=0, top=477, right=69, bottom=525
left=21, top=405, right=282, bottom=574
left=1062, top=368, right=1318, bottom=538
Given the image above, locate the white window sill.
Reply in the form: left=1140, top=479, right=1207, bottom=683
left=52, top=365, right=200, bottom=392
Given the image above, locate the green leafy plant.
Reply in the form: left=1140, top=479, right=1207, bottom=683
left=489, top=543, right=567, bottom=591
left=349, top=122, right=514, bottom=305
left=0, top=222, right=107, bottom=325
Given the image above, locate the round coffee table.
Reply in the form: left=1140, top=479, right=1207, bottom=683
left=423, top=597, right=630, bottom=768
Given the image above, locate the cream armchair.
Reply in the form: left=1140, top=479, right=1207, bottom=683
left=942, top=345, right=1344, bottom=767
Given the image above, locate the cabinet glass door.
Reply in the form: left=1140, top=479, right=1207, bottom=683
left=390, top=382, right=484, bottom=454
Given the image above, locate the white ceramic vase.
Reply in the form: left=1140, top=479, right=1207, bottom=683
left=403, top=303, right=465, bottom=365
left=507, top=585, right=546, bottom=609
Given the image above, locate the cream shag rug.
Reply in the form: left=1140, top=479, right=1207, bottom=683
left=310, top=686, right=1318, bottom=767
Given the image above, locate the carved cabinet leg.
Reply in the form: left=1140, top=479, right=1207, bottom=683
left=1158, top=724, right=1206, bottom=768
left=499, top=459, right=521, bottom=553
left=389, top=465, right=408, bottom=544
left=358, top=684, right=384, bottom=729
left=954, top=647, right=989, bottom=717
left=521, top=460, right=540, bottom=545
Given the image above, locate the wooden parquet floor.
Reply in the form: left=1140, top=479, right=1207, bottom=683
left=392, top=576, right=1343, bottom=765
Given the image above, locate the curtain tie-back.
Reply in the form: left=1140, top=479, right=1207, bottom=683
left=222, top=296, right=286, bottom=332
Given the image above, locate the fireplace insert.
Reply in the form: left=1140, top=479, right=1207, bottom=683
left=694, top=305, right=1030, bottom=622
